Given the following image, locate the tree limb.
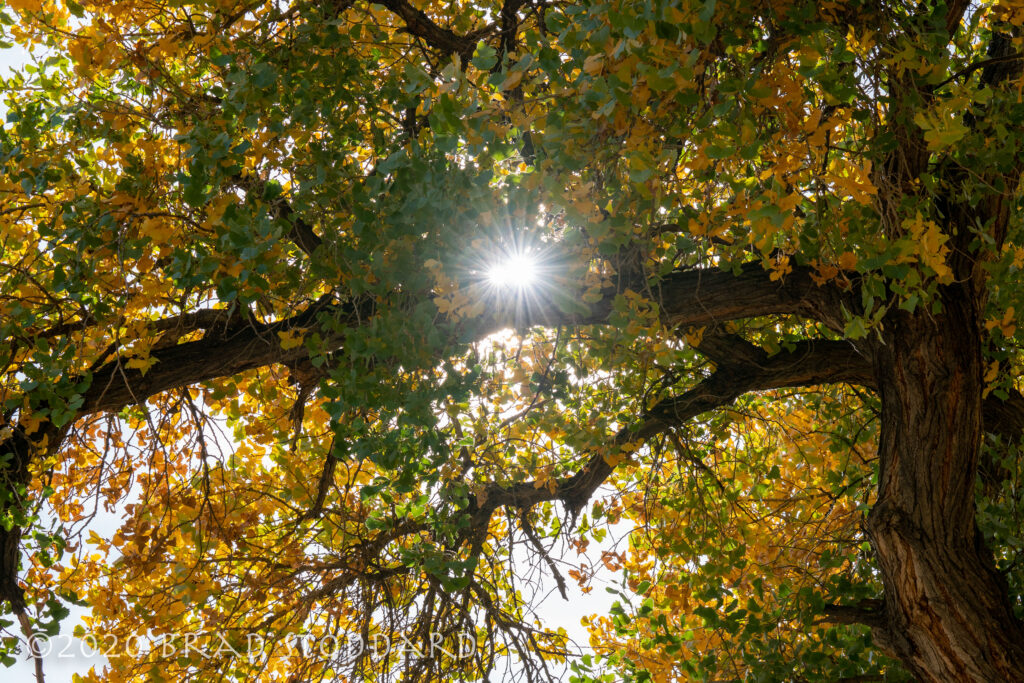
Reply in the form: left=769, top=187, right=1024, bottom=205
left=376, top=0, right=492, bottom=60
left=59, top=263, right=843, bottom=418
left=819, top=599, right=886, bottom=629
left=470, top=337, right=876, bottom=525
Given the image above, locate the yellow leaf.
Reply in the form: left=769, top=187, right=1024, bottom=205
left=203, top=195, right=234, bottom=229
left=139, top=217, right=175, bottom=242
left=984, top=360, right=1000, bottom=384
left=460, top=299, right=486, bottom=319
left=684, top=326, right=705, bottom=346
left=603, top=449, right=625, bottom=468
left=434, top=296, right=454, bottom=314
left=803, top=108, right=822, bottom=134
left=500, top=70, right=524, bottom=91
left=838, top=252, right=858, bottom=270
left=277, top=329, right=306, bottom=350
left=7, top=0, right=42, bottom=11
left=583, top=55, right=605, bottom=76
left=126, top=355, right=158, bottom=375
left=986, top=307, right=1017, bottom=337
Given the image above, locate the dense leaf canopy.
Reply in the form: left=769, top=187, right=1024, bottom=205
left=2, top=0, right=1024, bottom=681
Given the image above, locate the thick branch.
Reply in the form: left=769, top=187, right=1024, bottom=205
left=819, top=599, right=886, bottom=629
left=472, top=337, right=873, bottom=523
left=9, top=260, right=1020, bottom=472
left=69, top=263, right=843, bottom=420
left=78, top=298, right=347, bottom=414
left=944, top=0, right=971, bottom=36
left=376, top=0, right=490, bottom=59
left=983, top=390, right=1024, bottom=442
left=692, top=331, right=1024, bottom=444
left=471, top=261, right=849, bottom=338
left=25, top=258, right=1024, bottom=449
left=475, top=334, right=1024, bottom=523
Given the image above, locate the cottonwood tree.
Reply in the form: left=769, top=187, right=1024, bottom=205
left=2, top=0, right=1024, bottom=681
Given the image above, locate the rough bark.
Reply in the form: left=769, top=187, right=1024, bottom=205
left=4, top=259, right=1024, bottom=680
left=0, top=263, right=840, bottom=607
left=867, top=285, right=1024, bottom=682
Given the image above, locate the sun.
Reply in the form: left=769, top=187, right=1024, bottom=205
left=486, top=251, right=538, bottom=289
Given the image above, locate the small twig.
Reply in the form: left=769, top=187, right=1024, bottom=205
left=934, top=52, right=1023, bottom=89
left=666, top=428, right=726, bottom=491
left=16, top=609, right=45, bottom=683
left=519, top=510, right=568, bottom=600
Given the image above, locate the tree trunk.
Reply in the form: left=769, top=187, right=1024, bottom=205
left=867, top=285, right=1024, bottom=681
left=0, top=424, right=38, bottom=612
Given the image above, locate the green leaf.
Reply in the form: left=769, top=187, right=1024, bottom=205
left=471, top=42, right=498, bottom=71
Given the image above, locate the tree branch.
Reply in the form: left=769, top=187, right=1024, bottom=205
left=692, top=330, right=1024, bottom=444
left=78, top=297, right=348, bottom=414
left=983, top=389, right=1024, bottom=442
left=376, top=0, right=492, bottom=60
left=469, top=261, right=850, bottom=339
left=471, top=336, right=875, bottom=524
left=819, top=599, right=886, bottom=629
left=472, top=332, right=1024, bottom=527
left=233, top=174, right=323, bottom=257
left=62, top=262, right=843, bottom=419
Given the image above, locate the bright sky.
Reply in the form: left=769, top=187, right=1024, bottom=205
left=0, top=43, right=31, bottom=119
left=0, top=43, right=31, bottom=78
left=0, top=42, right=625, bottom=683
left=1, top=40, right=111, bottom=683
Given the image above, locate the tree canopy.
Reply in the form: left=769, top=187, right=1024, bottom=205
left=2, top=0, right=1024, bottom=681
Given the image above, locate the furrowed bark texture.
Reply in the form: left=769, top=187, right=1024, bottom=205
left=867, top=285, right=1024, bottom=682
